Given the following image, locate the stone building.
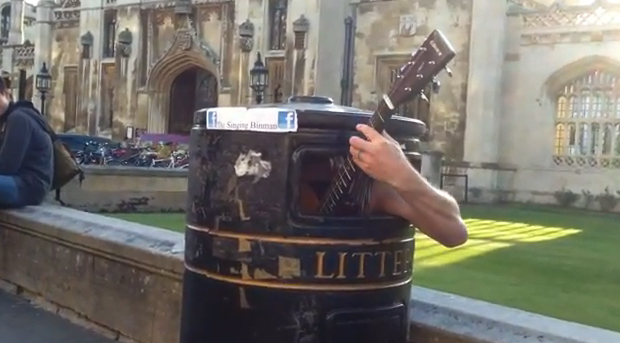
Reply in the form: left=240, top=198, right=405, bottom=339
left=350, top=0, right=620, bottom=205
left=0, top=0, right=619, bottom=205
left=19, top=0, right=348, bottom=139
left=0, top=0, right=36, bottom=97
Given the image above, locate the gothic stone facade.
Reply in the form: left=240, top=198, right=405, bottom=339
left=37, top=0, right=342, bottom=139
left=494, top=0, right=620, bottom=206
left=352, top=0, right=620, bottom=207
left=0, top=0, right=36, bottom=97
left=4, top=0, right=620, bottom=207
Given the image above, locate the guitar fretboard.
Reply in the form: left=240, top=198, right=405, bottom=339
left=318, top=100, right=395, bottom=214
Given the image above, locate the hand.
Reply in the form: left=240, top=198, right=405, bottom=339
left=349, top=124, right=412, bottom=188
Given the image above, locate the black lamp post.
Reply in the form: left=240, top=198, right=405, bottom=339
left=249, top=52, right=269, bottom=104
left=36, top=62, right=51, bottom=117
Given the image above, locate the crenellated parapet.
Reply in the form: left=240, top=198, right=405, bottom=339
left=12, top=40, right=34, bottom=68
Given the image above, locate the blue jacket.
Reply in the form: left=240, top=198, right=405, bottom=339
left=0, top=101, right=53, bottom=205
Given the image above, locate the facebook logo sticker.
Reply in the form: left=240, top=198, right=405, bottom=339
left=277, top=111, right=297, bottom=131
left=206, top=110, right=217, bottom=129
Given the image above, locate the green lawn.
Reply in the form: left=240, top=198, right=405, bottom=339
left=107, top=205, right=620, bottom=332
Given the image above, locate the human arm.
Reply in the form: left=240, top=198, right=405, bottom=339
left=0, top=112, right=32, bottom=175
left=349, top=124, right=467, bottom=247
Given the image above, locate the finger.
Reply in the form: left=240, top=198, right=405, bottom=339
left=349, top=136, right=373, bottom=151
left=351, top=153, right=371, bottom=172
left=356, top=124, right=384, bottom=142
left=349, top=146, right=358, bottom=157
left=383, top=131, right=398, bottom=144
left=349, top=147, right=366, bottom=163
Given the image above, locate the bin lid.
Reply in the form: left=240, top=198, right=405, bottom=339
left=250, top=96, right=426, bottom=137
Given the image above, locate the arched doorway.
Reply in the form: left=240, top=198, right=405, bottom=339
left=168, top=67, right=218, bottom=134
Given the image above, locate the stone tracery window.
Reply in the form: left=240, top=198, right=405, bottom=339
left=553, top=69, right=620, bottom=168
left=268, top=0, right=287, bottom=51
left=1, top=5, right=10, bottom=45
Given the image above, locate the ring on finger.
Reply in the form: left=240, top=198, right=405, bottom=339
left=357, top=150, right=362, bottom=160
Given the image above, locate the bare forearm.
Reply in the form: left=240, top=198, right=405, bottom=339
left=390, top=165, right=467, bottom=247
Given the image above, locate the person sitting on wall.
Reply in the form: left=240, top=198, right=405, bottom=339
left=351, top=124, right=468, bottom=248
left=0, top=77, right=53, bottom=207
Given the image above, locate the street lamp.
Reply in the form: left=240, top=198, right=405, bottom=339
left=36, top=62, right=51, bottom=117
left=249, top=52, right=268, bottom=104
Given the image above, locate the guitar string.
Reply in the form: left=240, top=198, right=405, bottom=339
left=320, top=106, right=390, bottom=212
left=318, top=41, right=453, bottom=213
left=319, top=50, right=433, bottom=212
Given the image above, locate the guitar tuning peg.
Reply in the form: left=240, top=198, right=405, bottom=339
left=444, top=66, right=453, bottom=77
left=432, top=78, right=441, bottom=94
left=419, top=91, right=429, bottom=103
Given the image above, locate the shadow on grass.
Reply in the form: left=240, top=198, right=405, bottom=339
left=413, top=204, right=620, bottom=332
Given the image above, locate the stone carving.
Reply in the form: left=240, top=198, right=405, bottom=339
left=154, top=9, right=174, bottom=26
left=507, top=0, right=547, bottom=12
left=399, top=14, right=417, bottom=37
left=54, top=0, right=81, bottom=28
left=292, top=15, right=309, bottom=50
left=60, top=0, right=81, bottom=8
left=54, top=9, right=80, bottom=29
left=178, top=30, right=192, bottom=50
left=146, top=27, right=220, bottom=90
left=196, top=4, right=221, bottom=22
left=81, top=31, right=94, bottom=59
left=293, top=15, right=309, bottom=33
left=117, top=28, right=133, bottom=57
left=238, top=19, right=254, bottom=53
left=174, top=0, right=191, bottom=15
left=520, top=29, right=620, bottom=45
left=13, top=43, right=34, bottom=67
left=511, top=0, right=620, bottom=28
left=553, top=155, right=620, bottom=168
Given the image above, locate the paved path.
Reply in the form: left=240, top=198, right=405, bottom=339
left=0, top=290, right=115, bottom=343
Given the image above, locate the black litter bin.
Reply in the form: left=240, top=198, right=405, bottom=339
left=182, top=96, right=426, bottom=343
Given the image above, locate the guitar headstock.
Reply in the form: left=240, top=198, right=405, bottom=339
left=388, top=30, right=456, bottom=108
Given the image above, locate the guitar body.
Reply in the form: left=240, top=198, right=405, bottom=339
left=318, top=30, right=457, bottom=216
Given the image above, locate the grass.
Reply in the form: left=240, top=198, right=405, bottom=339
left=106, top=205, right=620, bottom=332
left=108, top=212, right=185, bottom=232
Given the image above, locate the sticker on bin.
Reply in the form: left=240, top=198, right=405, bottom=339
left=205, top=107, right=298, bottom=133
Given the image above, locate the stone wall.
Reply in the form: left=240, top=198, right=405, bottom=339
left=44, top=0, right=349, bottom=137
left=52, top=166, right=187, bottom=213
left=67, top=163, right=620, bottom=214
left=352, top=0, right=472, bottom=159
left=1, top=205, right=619, bottom=343
left=500, top=9, right=620, bottom=205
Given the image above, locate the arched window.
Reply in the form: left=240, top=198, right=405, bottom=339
left=268, top=0, right=287, bottom=51
left=1, top=5, right=10, bottom=44
left=553, top=69, right=620, bottom=168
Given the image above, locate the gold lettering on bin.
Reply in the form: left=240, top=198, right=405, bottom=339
left=336, top=252, right=347, bottom=279
left=393, top=250, right=403, bottom=276
left=315, top=251, right=335, bottom=279
left=313, top=248, right=413, bottom=280
left=352, top=252, right=373, bottom=279
left=374, top=251, right=390, bottom=277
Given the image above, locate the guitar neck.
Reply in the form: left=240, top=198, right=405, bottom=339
left=366, top=97, right=396, bottom=133
left=318, top=98, right=395, bottom=214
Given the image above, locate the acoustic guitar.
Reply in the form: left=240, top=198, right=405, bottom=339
left=315, top=30, right=457, bottom=216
